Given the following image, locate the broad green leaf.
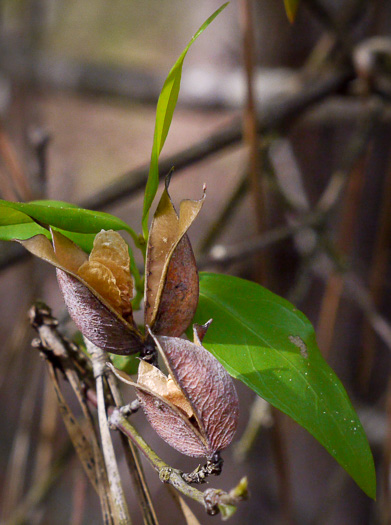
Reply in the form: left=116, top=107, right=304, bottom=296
left=193, top=272, right=376, bottom=499
left=284, top=0, right=299, bottom=23
left=0, top=200, right=137, bottom=240
left=0, top=207, right=49, bottom=240
left=0, top=200, right=142, bottom=292
left=141, top=3, right=228, bottom=237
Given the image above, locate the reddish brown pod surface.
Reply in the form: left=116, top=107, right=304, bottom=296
left=110, top=329, right=239, bottom=458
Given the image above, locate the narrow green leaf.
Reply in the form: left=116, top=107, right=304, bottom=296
left=0, top=200, right=143, bottom=294
left=0, top=201, right=143, bottom=295
left=0, top=200, right=137, bottom=240
left=284, top=0, right=299, bottom=23
left=0, top=207, right=49, bottom=240
left=193, top=272, right=376, bottom=499
left=141, top=3, right=228, bottom=237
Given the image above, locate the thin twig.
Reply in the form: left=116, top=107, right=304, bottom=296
left=31, top=372, right=58, bottom=486
left=316, top=138, right=371, bottom=356
left=86, top=340, right=132, bottom=525
left=1, top=360, right=40, bottom=521
left=69, top=468, right=88, bottom=525
left=0, top=119, right=33, bottom=201
left=199, top=172, right=248, bottom=254
left=106, top=371, right=158, bottom=525
left=240, top=0, right=267, bottom=282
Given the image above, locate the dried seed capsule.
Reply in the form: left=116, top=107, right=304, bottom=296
left=110, top=328, right=239, bottom=458
left=19, top=230, right=143, bottom=355
left=144, top=177, right=205, bottom=337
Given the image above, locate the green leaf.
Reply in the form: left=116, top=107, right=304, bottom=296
left=109, top=354, right=140, bottom=375
left=0, top=201, right=143, bottom=294
left=0, top=207, right=49, bottom=240
left=193, top=272, right=376, bottom=499
left=141, top=3, right=228, bottom=238
left=0, top=200, right=137, bottom=240
left=283, top=0, right=299, bottom=23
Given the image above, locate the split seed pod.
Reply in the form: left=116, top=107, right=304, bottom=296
left=19, top=229, right=144, bottom=354
left=110, top=327, right=239, bottom=458
left=145, top=176, right=205, bottom=337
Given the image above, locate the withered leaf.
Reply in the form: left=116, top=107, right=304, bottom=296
left=19, top=232, right=143, bottom=355
left=145, top=179, right=205, bottom=336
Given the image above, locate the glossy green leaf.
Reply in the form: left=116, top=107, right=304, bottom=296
left=0, top=200, right=143, bottom=293
left=0, top=201, right=143, bottom=294
left=141, top=3, right=228, bottom=238
left=0, top=200, right=137, bottom=240
left=193, top=272, right=376, bottom=499
left=284, top=0, right=299, bottom=23
left=0, top=207, right=49, bottom=240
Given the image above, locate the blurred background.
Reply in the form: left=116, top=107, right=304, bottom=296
left=1, top=0, right=391, bottom=523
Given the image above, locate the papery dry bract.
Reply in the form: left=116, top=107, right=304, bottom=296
left=144, top=179, right=205, bottom=337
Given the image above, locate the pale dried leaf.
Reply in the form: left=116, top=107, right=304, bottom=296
left=166, top=376, right=193, bottom=418
left=90, top=230, right=130, bottom=270
left=89, top=230, right=134, bottom=315
left=47, top=363, right=98, bottom=492
left=138, top=360, right=169, bottom=394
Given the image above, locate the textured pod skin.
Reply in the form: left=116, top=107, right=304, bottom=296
left=56, top=270, right=143, bottom=354
left=135, top=333, right=239, bottom=458
left=136, top=387, right=209, bottom=457
left=151, top=235, right=199, bottom=336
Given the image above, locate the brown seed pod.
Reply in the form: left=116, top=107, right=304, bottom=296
left=18, top=230, right=144, bottom=354
left=109, top=328, right=239, bottom=458
left=144, top=177, right=205, bottom=337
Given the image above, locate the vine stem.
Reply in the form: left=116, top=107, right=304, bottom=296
left=86, top=340, right=132, bottom=525
left=108, top=408, right=247, bottom=518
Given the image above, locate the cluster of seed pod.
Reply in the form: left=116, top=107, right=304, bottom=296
left=19, top=179, right=239, bottom=458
